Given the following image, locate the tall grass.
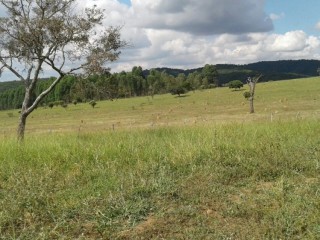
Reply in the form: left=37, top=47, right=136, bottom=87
left=0, top=120, right=319, bottom=239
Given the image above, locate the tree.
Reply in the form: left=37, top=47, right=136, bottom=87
left=228, top=80, right=244, bottom=90
left=0, top=0, right=126, bottom=141
left=202, top=64, right=219, bottom=87
left=170, top=86, right=187, bottom=97
left=89, top=100, right=97, bottom=108
left=246, top=75, right=262, bottom=113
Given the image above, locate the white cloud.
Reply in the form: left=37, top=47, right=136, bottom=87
left=269, top=31, right=308, bottom=52
left=111, top=29, right=320, bottom=72
left=270, top=13, right=285, bottom=21
left=99, top=0, right=320, bottom=72
left=315, top=21, right=320, bottom=31
left=2, top=0, right=320, bottom=80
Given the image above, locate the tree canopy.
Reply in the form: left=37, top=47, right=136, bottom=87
left=228, top=80, right=244, bottom=90
left=0, top=0, right=126, bottom=140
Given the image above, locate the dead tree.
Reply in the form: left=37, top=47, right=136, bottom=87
left=246, top=75, right=262, bottom=113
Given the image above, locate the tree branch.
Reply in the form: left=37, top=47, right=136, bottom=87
left=26, top=74, right=65, bottom=115
left=0, top=56, right=25, bottom=82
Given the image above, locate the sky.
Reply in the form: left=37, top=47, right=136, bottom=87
left=1, top=0, right=320, bottom=81
left=98, top=0, right=320, bottom=72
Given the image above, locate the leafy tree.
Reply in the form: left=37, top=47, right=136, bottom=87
left=228, top=80, right=244, bottom=90
left=170, top=86, right=187, bottom=97
left=0, top=0, right=126, bottom=141
left=89, top=100, right=97, bottom=108
left=202, top=64, right=219, bottom=86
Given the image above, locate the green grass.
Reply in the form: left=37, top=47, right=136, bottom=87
left=0, top=77, right=320, bottom=239
left=1, top=77, right=319, bottom=136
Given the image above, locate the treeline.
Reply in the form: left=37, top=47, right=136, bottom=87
left=0, top=64, right=218, bottom=110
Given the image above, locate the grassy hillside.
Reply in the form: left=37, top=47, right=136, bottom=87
left=0, top=77, right=319, bottom=239
left=1, top=77, right=320, bottom=136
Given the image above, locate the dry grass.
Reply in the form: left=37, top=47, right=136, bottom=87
left=1, top=77, right=319, bottom=137
left=0, top=77, right=319, bottom=239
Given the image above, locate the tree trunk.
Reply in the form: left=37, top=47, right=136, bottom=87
left=17, top=113, right=27, bottom=142
left=249, top=97, right=254, bottom=113
left=17, top=89, right=31, bottom=142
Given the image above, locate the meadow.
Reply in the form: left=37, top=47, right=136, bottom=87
left=0, top=77, right=319, bottom=239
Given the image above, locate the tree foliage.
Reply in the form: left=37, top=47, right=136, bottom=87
left=228, top=80, right=244, bottom=90
left=0, top=0, right=126, bottom=140
left=0, top=65, right=223, bottom=111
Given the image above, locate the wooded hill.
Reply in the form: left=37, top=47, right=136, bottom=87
left=146, top=59, right=319, bottom=82
left=0, top=59, right=319, bottom=110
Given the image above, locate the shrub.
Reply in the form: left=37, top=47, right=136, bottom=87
left=228, top=80, right=244, bottom=90
left=170, top=87, right=187, bottom=97
left=89, top=100, right=97, bottom=108
left=48, top=102, right=54, bottom=108
left=243, top=91, right=251, bottom=99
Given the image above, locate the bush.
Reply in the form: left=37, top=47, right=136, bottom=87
left=89, top=100, right=97, bottom=108
left=228, top=80, right=244, bottom=90
left=170, top=87, right=187, bottom=97
left=48, top=102, right=54, bottom=108
left=243, top=91, right=251, bottom=99
left=208, top=83, right=217, bottom=89
left=54, top=100, right=64, bottom=106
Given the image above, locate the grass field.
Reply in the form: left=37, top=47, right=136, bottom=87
left=1, top=77, right=320, bottom=136
left=0, top=77, right=320, bottom=239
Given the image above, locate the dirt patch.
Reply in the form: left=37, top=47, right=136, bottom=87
left=117, top=215, right=163, bottom=239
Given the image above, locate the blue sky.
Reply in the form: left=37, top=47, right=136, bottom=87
left=118, top=0, right=130, bottom=6
left=105, top=0, right=320, bottom=72
left=265, top=0, right=320, bottom=35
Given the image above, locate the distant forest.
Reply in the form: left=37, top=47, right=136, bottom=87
left=0, top=59, right=319, bottom=110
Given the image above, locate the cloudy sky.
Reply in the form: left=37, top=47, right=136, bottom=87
left=1, top=0, right=320, bottom=80
left=105, top=0, right=320, bottom=72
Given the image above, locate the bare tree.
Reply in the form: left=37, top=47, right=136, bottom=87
left=246, top=75, right=262, bottom=113
left=0, top=0, right=126, bottom=141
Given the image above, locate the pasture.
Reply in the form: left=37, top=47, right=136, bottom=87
left=0, top=77, right=319, bottom=239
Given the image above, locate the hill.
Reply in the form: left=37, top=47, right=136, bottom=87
left=145, top=59, right=319, bottom=84
left=1, top=59, right=319, bottom=111
left=2, top=59, right=318, bottom=93
left=0, top=77, right=319, bottom=239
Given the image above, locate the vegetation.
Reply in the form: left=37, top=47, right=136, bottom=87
left=0, top=0, right=126, bottom=141
left=0, top=65, right=219, bottom=111
left=89, top=100, right=97, bottom=108
left=246, top=75, right=262, bottom=113
left=170, top=86, right=188, bottom=97
left=228, top=80, right=244, bottom=90
left=243, top=91, right=251, bottom=99
left=0, top=77, right=319, bottom=238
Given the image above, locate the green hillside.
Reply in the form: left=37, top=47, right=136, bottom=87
left=1, top=76, right=319, bottom=135
left=145, top=59, right=320, bottom=84
left=0, top=77, right=319, bottom=239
